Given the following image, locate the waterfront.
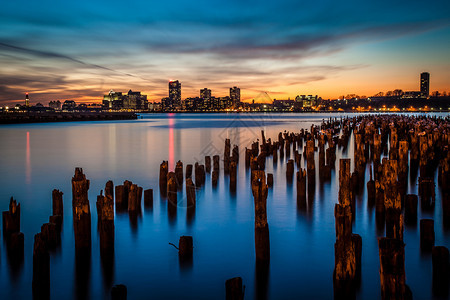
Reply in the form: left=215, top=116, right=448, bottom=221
left=0, top=113, right=449, bottom=299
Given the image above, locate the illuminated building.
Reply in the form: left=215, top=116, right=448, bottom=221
left=200, top=88, right=211, bottom=110
left=62, top=100, right=76, bottom=111
left=230, top=86, right=240, bottom=106
left=123, top=90, right=148, bottom=110
left=102, top=90, right=147, bottom=110
left=49, top=100, right=61, bottom=110
left=200, top=88, right=211, bottom=101
left=420, top=72, right=430, bottom=97
left=25, top=93, right=29, bottom=107
left=103, top=90, right=123, bottom=109
left=169, top=80, right=181, bottom=110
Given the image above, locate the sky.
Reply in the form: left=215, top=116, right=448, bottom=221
left=0, top=0, right=449, bottom=105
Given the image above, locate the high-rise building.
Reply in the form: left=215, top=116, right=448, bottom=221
left=230, top=87, right=240, bottom=106
left=25, top=93, right=29, bottom=107
left=420, top=72, right=430, bottom=97
left=200, top=88, right=211, bottom=100
left=200, top=88, right=211, bottom=109
left=169, top=80, right=181, bottom=109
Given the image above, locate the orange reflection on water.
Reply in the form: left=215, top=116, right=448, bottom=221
left=168, top=113, right=175, bottom=171
left=26, top=131, right=31, bottom=184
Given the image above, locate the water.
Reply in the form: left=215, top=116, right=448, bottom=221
left=0, top=112, right=448, bottom=299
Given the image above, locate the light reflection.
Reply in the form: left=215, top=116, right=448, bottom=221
left=26, top=131, right=31, bottom=184
left=168, top=113, right=175, bottom=170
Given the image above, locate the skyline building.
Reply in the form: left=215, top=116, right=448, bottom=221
left=420, top=72, right=430, bottom=97
left=25, top=93, right=29, bottom=107
left=230, top=86, right=240, bottom=106
left=169, top=80, right=181, bottom=109
left=200, top=88, right=211, bottom=101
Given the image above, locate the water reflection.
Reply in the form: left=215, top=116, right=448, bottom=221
left=0, top=113, right=448, bottom=300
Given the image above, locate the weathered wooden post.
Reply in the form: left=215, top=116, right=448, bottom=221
left=159, top=161, right=168, bottom=196
left=2, top=197, right=21, bottom=238
left=111, top=284, right=127, bottom=300
left=420, top=219, right=435, bottom=251
left=186, top=164, right=193, bottom=179
left=205, top=156, right=211, bottom=173
left=432, top=246, right=449, bottom=297
left=41, top=222, right=59, bottom=250
left=267, top=173, right=273, bottom=188
left=128, top=183, right=142, bottom=212
left=296, top=169, right=307, bottom=209
left=232, top=145, right=239, bottom=164
left=114, top=184, right=126, bottom=210
left=226, top=277, right=244, bottom=300
left=418, top=177, right=435, bottom=210
left=186, top=178, right=196, bottom=208
left=367, top=166, right=375, bottom=207
left=252, top=170, right=270, bottom=261
left=383, top=160, right=403, bottom=241
left=72, top=168, right=91, bottom=253
left=404, top=194, right=418, bottom=225
left=306, top=140, right=315, bottom=187
left=167, top=171, right=178, bottom=208
left=334, top=158, right=361, bottom=298
left=179, top=235, right=193, bottom=259
left=175, top=160, right=183, bottom=187
left=230, top=161, right=237, bottom=191
left=144, top=189, right=153, bottom=209
left=96, top=191, right=114, bottom=256
left=32, top=233, right=50, bottom=299
left=286, top=159, right=294, bottom=181
left=224, top=138, right=231, bottom=174
left=105, top=180, right=114, bottom=200
left=52, top=189, right=64, bottom=217
left=49, top=215, right=62, bottom=234
left=195, top=163, right=206, bottom=187
left=378, top=238, right=411, bottom=300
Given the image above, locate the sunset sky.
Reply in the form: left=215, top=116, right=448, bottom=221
left=0, top=0, right=449, bottom=105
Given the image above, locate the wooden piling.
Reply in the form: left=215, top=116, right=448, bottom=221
left=71, top=168, right=91, bottom=253
left=179, top=235, right=193, bottom=259
left=144, top=189, right=153, bottom=208
left=252, top=170, right=270, bottom=261
left=111, top=284, right=127, bottom=300
left=432, top=246, right=449, bottom=297
left=32, top=233, right=50, bottom=299
left=52, top=189, right=64, bottom=217
left=226, top=277, right=244, bottom=300
left=420, top=219, right=435, bottom=251
left=378, top=238, right=411, bottom=300
left=186, top=178, right=196, bottom=208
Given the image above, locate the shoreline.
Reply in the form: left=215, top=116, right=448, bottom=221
left=1, top=110, right=448, bottom=124
left=0, top=111, right=138, bottom=124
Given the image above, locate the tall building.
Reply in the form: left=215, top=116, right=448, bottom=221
left=200, top=88, right=211, bottom=100
left=169, top=80, right=181, bottom=109
left=230, top=86, right=240, bottom=106
left=25, top=93, right=29, bottom=107
left=200, top=88, right=211, bottom=109
left=420, top=72, right=430, bottom=97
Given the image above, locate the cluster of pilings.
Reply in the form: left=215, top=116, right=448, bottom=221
left=5, top=114, right=450, bottom=299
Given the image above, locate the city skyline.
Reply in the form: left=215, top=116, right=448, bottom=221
left=0, top=0, right=449, bottom=105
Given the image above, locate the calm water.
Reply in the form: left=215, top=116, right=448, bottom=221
left=0, top=113, right=448, bottom=299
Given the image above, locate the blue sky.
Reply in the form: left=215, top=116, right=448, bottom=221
left=0, top=0, right=449, bottom=104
